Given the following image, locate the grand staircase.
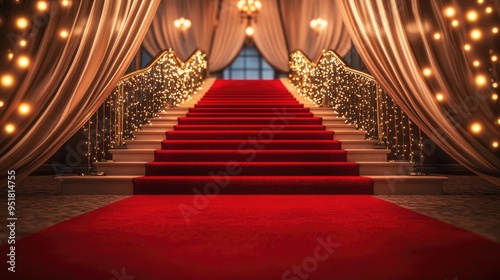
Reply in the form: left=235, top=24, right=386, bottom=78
left=58, top=78, right=447, bottom=194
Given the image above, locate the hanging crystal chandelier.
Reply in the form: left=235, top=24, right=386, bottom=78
left=237, top=0, right=262, bottom=37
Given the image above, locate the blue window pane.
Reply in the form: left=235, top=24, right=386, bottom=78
left=232, top=57, right=244, bottom=68
left=262, top=59, right=273, bottom=70
left=246, top=56, right=259, bottom=68
left=246, top=70, right=260, bottom=79
left=262, top=70, right=274, bottom=79
left=232, top=70, right=245, bottom=79
left=223, top=68, right=230, bottom=79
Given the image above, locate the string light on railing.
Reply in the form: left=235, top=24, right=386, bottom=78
left=475, top=74, right=487, bottom=86
left=19, top=39, right=27, bottom=47
left=493, top=141, right=499, bottom=148
left=18, top=103, right=30, bottom=115
left=422, top=68, right=432, bottom=76
left=435, top=93, right=445, bottom=101
left=466, top=10, right=479, bottom=22
left=464, top=44, right=471, bottom=51
left=17, top=56, right=30, bottom=68
left=36, top=1, right=48, bottom=11
left=470, top=122, right=482, bottom=133
left=16, top=17, right=29, bottom=29
left=5, top=124, right=15, bottom=134
left=0, top=101, right=4, bottom=107
left=1, top=74, right=14, bottom=87
left=444, top=6, right=456, bottom=17
left=470, top=29, right=482, bottom=40
left=433, top=32, right=441, bottom=40
left=60, top=29, right=69, bottom=38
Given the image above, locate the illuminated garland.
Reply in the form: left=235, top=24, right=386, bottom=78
left=289, top=50, right=424, bottom=162
left=82, top=49, right=207, bottom=167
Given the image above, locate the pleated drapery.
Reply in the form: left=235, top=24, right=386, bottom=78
left=0, top=1, right=159, bottom=181
left=337, top=0, right=500, bottom=185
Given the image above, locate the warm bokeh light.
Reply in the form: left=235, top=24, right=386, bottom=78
left=466, top=10, right=478, bottom=22
left=245, top=26, right=254, bottom=36
left=19, top=39, right=27, bottom=47
left=5, top=124, right=15, bottom=134
left=8, top=53, right=14, bottom=60
left=18, top=103, right=31, bottom=115
left=473, top=60, right=480, bottom=67
left=470, top=29, right=482, bottom=40
left=498, top=118, right=500, bottom=125
left=16, top=17, right=28, bottom=29
left=478, top=0, right=484, bottom=3
left=435, top=93, right=444, bottom=101
left=444, top=7, right=456, bottom=17
left=37, top=1, right=48, bottom=11
left=433, top=32, right=441, bottom=40
left=60, top=29, right=69, bottom=38
left=464, top=44, right=471, bottom=51
left=470, top=122, right=482, bottom=133
left=17, top=56, right=30, bottom=68
left=493, top=82, right=498, bottom=88
left=452, top=20, right=459, bottom=27
left=492, top=55, right=498, bottom=62
left=492, top=93, right=499, bottom=100
left=0, top=100, right=4, bottom=107
left=493, top=142, right=499, bottom=148
left=485, top=7, right=492, bottom=13
left=493, top=27, right=499, bottom=34
left=422, top=68, right=432, bottom=77
left=1, top=74, right=14, bottom=87
left=61, top=0, right=70, bottom=6
left=475, top=75, right=487, bottom=86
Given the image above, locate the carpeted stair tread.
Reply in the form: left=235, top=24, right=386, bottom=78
left=185, top=113, right=313, bottom=117
left=188, top=108, right=310, bottom=113
left=178, top=117, right=322, bottom=125
left=165, top=130, right=333, bottom=140
left=173, top=125, right=326, bottom=131
left=195, top=104, right=305, bottom=108
left=154, top=149, right=347, bottom=162
left=145, top=162, right=360, bottom=176
left=161, top=140, right=342, bottom=150
left=133, top=176, right=374, bottom=194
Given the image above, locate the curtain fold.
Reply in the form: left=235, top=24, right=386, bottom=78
left=279, top=0, right=351, bottom=59
left=337, top=0, right=500, bottom=185
left=142, top=0, right=218, bottom=61
left=0, top=1, right=159, bottom=181
left=252, top=0, right=289, bottom=72
left=208, top=0, right=247, bottom=72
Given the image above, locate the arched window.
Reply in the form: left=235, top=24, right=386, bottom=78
left=223, top=45, right=275, bottom=79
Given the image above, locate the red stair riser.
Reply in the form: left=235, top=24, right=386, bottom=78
left=161, top=140, right=342, bottom=150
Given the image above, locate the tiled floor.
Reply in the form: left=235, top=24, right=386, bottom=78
left=0, top=175, right=499, bottom=246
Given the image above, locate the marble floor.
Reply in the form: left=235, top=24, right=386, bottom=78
left=0, top=174, right=499, bottom=246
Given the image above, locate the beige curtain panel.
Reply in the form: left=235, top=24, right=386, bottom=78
left=0, top=1, right=160, bottom=181
left=337, top=0, right=500, bottom=185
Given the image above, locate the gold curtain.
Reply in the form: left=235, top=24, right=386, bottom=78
left=337, top=0, right=500, bottom=185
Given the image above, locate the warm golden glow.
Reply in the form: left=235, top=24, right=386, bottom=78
left=60, top=30, right=69, bottom=38
left=485, top=7, right=492, bottom=13
left=173, top=17, right=191, bottom=31
left=466, top=11, right=478, bottom=22
left=478, top=0, right=484, bottom=3
left=18, top=103, right=30, bottom=115
left=492, top=93, right=499, bottom=100
left=245, top=26, right=254, bottom=36
left=444, top=7, right=456, bottom=17
left=470, top=123, right=482, bottom=133
left=470, top=29, right=482, bottom=40
left=5, top=124, right=15, bottom=134
left=475, top=75, right=487, bottom=86
left=310, top=18, right=327, bottom=31
left=17, top=56, right=30, bottom=68
left=498, top=118, right=500, bottom=125
left=464, top=44, right=471, bottom=51
left=493, top=82, right=498, bottom=88
left=493, top=142, right=499, bottom=148
left=493, top=27, right=499, bottom=34
left=422, top=68, right=432, bottom=77
left=0, top=100, right=4, bottom=107
left=37, top=1, right=48, bottom=11
left=16, top=17, right=28, bottom=29
left=19, top=40, right=27, bottom=47
left=492, top=55, right=498, bottom=62
left=1, top=74, right=14, bottom=87
left=473, top=60, right=480, bottom=67
left=433, top=32, right=441, bottom=40
left=61, top=0, right=70, bottom=6
left=8, top=53, right=14, bottom=60
left=435, top=93, right=444, bottom=101
left=452, top=20, right=459, bottom=27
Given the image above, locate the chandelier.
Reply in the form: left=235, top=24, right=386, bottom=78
left=237, top=0, right=262, bottom=37
left=174, top=17, right=191, bottom=31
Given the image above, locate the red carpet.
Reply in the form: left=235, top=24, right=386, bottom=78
left=2, top=195, right=499, bottom=279
left=134, top=80, right=373, bottom=194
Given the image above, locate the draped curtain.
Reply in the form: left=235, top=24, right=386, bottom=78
left=337, top=0, right=500, bottom=185
left=142, top=0, right=218, bottom=61
left=279, top=0, right=351, bottom=60
left=0, top=1, right=159, bottom=181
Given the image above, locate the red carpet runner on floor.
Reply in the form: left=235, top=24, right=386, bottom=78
left=134, top=80, right=373, bottom=194
left=2, top=195, right=500, bottom=279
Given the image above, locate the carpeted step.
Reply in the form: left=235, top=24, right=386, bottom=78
left=165, top=130, right=333, bottom=140
left=173, top=125, right=325, bottom=131
left=195, top=104, right=304, bottom=108
left=161, top=140, right=342, bottom=150
left=154, top=149, right=347, bottom=162
left=145, top=162, right=360, bottom=176
left=189, top=108, right=310, bottom=113
left=185, top=113, right=313, bottom=118
left=133, top=176, right=374, bottom=194
left=178, top=117, right=322, bottom=125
